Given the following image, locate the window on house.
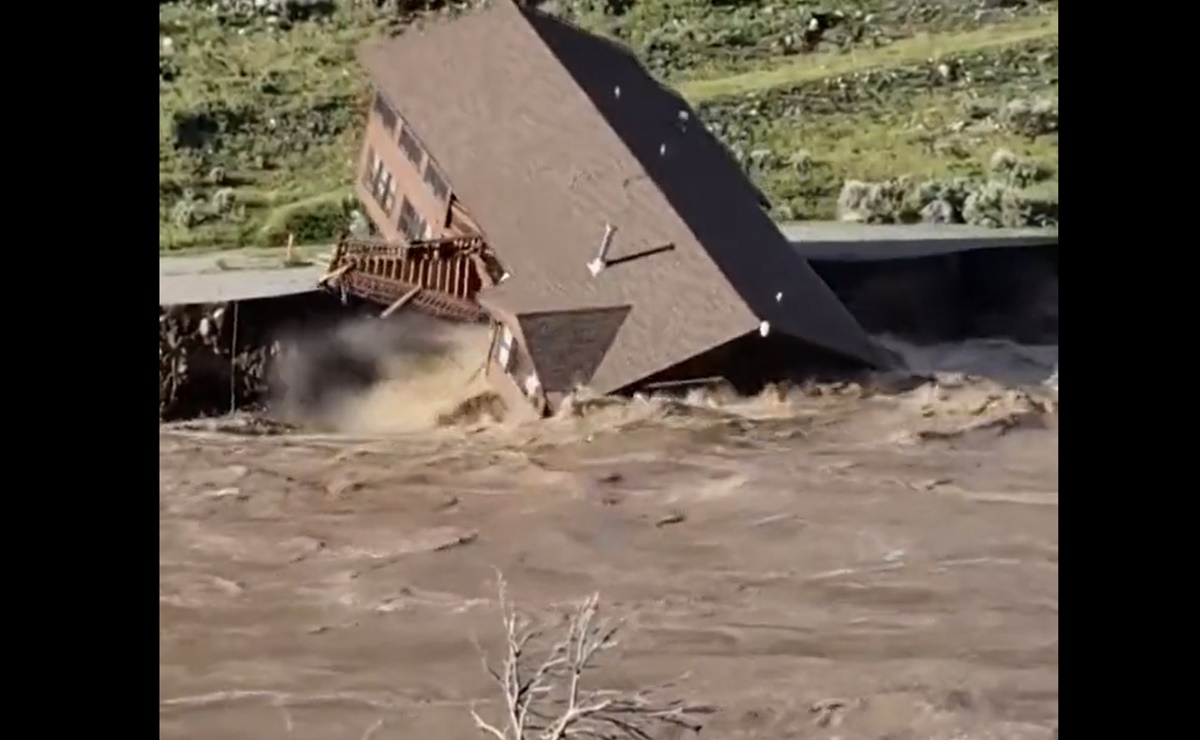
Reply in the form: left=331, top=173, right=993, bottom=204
left=522, top=372, right=541, bottom=399
left=363, top=147, right=381, bottom=189
left=398, top=198, right=428, bottom=242
left=366, top=150, right=396, bottom=214
left=423, top=160, right=450, bottom=202
left=496, top=326, right=515, bottom=371
left=379, top=175, right=397, bottom=214
left=373, top=93, right=398, bottom=133
left=398, top=125, right=424, bottom=167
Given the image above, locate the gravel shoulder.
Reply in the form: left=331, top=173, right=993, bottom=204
left=160, top=267, right=327, bottom=305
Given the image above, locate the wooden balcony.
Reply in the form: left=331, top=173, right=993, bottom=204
left=319, top=234, right=504, bottom=323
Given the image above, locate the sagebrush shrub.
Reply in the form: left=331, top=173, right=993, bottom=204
left=1001, top=97, right=1058, bottom=137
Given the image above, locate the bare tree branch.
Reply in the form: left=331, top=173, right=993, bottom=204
left=471, top=703, right=511, bottom=740
left=470, top=574, right=715, bottom=740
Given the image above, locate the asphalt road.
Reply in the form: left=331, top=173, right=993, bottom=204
left=159, top=222, right=1057, bottom=306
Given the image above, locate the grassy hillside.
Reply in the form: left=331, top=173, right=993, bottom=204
left=159, top=0, right=1058, bottom=251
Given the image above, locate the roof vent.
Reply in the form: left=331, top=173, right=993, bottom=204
left=587, top=223, right=617, bottom=277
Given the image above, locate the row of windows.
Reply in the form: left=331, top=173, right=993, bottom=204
left=398, top=198, right=428, bottom=242
left=424, top=163, right=449, bottom=202
left=496, top=326, right=515, bottom=371
left=398, top=125, right=422, bottom=166
left=365, top=148, right=427, bottom=241
left=372, top=94, right=398, bottom=134
left=374, top=93, right=452, bottom=205
left=364, top=148, right=397, bottom=215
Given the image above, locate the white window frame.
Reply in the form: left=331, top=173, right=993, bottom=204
left=370, top=159, right=396, bottom=214
left=523, top=372, right=541, bottom=398
left=423, top=160, right=450, bottom=202
left=398, top=198, right=427, bottom=242
left=496, top=326, right=514, bottom=371
left=383, top=178, right=397, bottom=214
left=399, top=125, right=424, bottom=167
left=365, top=150, right=384, bottom=188
left=373, top=93, right=397, bottom=133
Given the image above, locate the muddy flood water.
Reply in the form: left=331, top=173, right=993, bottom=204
left=160, top=323, right=1058, bottom=740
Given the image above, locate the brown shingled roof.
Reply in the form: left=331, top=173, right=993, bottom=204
left=359, top=0, right=886, bottom=394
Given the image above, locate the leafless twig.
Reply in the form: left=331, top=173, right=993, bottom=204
left=471, top=574, right=714, bottom=739
left=359, top=718, right=384, bottom=740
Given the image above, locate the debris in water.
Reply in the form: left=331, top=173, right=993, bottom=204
left=655, top=512, right=686, bottom=528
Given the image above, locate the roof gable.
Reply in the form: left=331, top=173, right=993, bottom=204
left=359, top=1, right=884, bottom=391
left=524, top=10, right=884, bottom=367
left=518, top=306, right=631, bottom=392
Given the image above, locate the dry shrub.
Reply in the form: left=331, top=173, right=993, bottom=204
left=471, top=576, right=714, bottom=739
left=836, top=177, right=920, bottom=224
left=919, top=196, right=958, bottom=224
left=961, top=97, right=1001, bottom=122
left=185, top=0, right=340, bottom=25
left=837, top=176, right=973, bottom=225
left=988, top=147, right=1053, bottom=189
left=959, top=96, right=1058, bottom=138
left=999, top=96, right=1058, bottom=137
left=836, top=153, right=1056, bottom=228
left=962, top=180, right=1050, bottom=228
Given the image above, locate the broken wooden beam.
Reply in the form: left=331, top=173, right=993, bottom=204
left=317, top=263, right=354, bottom=287
left=380, top=286, right=422, bottom=318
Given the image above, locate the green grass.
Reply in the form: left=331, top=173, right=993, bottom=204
left=678, top=11, right=1058, bottom=101
left=159, top=2, right=375, bottom=251
left=159, top=1, right=1059, bottom=251
left=694, top=32, right=1059, bottom=220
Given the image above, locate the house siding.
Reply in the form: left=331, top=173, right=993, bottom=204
left=355, top=1, right=883, bottom=402
left=357, top=92, right=456, bottom=243
left=484, top=316, right=547, bottom=414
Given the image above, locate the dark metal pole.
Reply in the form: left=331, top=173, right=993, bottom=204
left=229, top=301, right=239, bottom=414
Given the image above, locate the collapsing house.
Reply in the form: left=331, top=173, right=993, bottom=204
left=320, top=0, right=891, bottom=415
